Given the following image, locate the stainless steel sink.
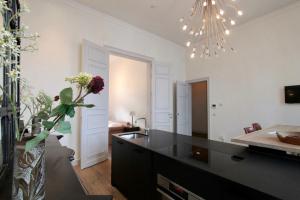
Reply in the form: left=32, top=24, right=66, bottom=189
left=119, top=132, right=148, bottom=140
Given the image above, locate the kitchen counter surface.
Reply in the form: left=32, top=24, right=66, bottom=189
left=113, top=130, right=300, bottom=200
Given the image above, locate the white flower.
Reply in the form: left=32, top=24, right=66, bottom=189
left=7, top=69, right=20, bottom=81
left=0, top=0, right=10, bottom=13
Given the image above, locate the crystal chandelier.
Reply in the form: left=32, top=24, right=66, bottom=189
left=180, top=0, right=243, bottom=58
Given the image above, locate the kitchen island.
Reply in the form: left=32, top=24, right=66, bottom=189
left=112, top=130, right=300, bottom=200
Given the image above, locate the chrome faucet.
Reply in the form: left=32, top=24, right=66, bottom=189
left=135, top=117, right=150, bottom=135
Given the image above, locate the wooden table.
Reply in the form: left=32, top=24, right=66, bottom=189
left=232, top=125, right=300, bottom=154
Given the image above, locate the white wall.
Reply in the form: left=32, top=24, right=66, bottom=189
left=109, top=55, right=150, bottom=128
left=186, top=2, right=300, bottom=142
left=22, top=0, right=186, bottom=162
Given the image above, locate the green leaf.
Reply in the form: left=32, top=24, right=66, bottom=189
left=60, top=87, right=73, bottom=105
left=25, top=131, right=49, bottom=152
left=55, top=121, right=72, bottom=134
left=37, top=111, right=49, bottom=120
left=75, top=103, right=95, bottom=108
left=42, top=121, right=55, bottom=130
left=66, top=106, right=75, bottom=118
left=50, top=104, right=67, bottom=117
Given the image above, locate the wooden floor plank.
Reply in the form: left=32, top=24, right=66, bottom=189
left=74, top=159, right=126, bottom=200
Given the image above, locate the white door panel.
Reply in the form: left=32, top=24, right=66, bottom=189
left=152, top=63, right=173, bottom=132
left=81, top=40, right=109, bottom=169
left=176, top=82, right=191, bottom=136
left=155, top=78, right=169, bottom=109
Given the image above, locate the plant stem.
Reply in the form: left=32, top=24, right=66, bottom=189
left=74, top=86, right=83, bottom=102
left=0, top=79, right=20, bottom=141
left=45, top=91, right=90, bottom=132
left=19, top=115, right=34, bottom=141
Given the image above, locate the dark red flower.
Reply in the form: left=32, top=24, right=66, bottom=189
left=54, top=96, right=60, bottom=101
left=87, top=76, right=104, bottom=94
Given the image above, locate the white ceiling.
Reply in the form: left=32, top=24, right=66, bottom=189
left=73, top=0, right=298, bottom=46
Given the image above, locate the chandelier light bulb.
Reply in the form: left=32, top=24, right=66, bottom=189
left=186, top=41, right=191, bottom=47
left=190, top=52, right=195, bottom=59
left=220, top=9, right=224, bottom=15
left=180, top=0, right=243, bottom=59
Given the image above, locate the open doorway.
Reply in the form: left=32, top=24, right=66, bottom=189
left=191, top=81, right=208, bottom=139
left=107, top=54, right=152, bottom=155
left=176, top=79, right=209, bottom=139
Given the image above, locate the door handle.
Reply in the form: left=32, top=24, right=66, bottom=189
left=157, top=188, right=175, bottom=200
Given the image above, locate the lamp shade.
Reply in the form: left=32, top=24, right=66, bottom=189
left=129, top=111, right=136, bottom=116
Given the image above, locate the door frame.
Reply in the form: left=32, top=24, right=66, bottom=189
left=104, top=45, right=154, bottom=128
left=186, top=77, right=211, bottom=139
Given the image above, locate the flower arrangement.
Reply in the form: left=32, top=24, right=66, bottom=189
left=0, top=0, right=105, bottom=152
left=0, top=0, right=39, bottom=144
left=23, top=73, right=104, bottom=152
left=0, top=1, right=105, bottom=199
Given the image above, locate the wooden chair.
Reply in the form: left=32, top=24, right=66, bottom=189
left=252, top=123, right=262, bottom=131
left=244, top=127, right=256, bottom=134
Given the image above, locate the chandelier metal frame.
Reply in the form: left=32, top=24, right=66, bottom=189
left=180, top=0, right=243, bottom=58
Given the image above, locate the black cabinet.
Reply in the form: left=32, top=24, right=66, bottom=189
left=153, top=153, right=277, bottom=200
left=127, top=144, right=152, bottom=200
left=111, top=137, right=130, bottom=196
left=111, top=136, right=153, bottom=200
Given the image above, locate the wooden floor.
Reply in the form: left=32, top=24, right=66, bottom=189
left=74, top=159, right=126, bottom=200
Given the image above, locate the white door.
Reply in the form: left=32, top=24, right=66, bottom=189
left=81, top=40, right=109, bottom=169
left=152, top=63, right=173, bottom=132
left=176, top=82, right=192, bottom=136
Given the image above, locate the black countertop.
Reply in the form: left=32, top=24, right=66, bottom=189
left=113, top=130, right=300, bottom=200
